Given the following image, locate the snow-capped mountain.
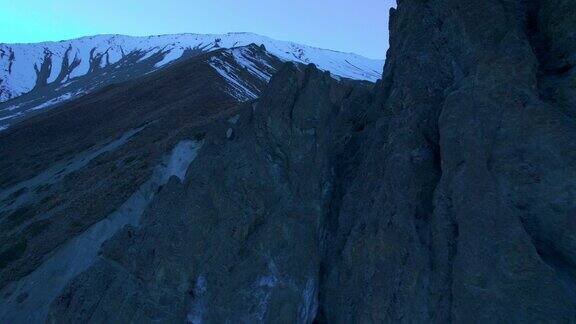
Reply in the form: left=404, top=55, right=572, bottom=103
left=0, top=33, right=383, bottom=103
left=0, top=43, right=286, bottom=131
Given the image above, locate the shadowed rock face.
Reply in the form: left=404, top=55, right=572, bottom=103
left=318, top=0, right=576, bottom=322
left=319, top=0, right=576, bottom=321
left=3, top=0, right=576, bottom=322
left=47, top=63, right=373, bottom=323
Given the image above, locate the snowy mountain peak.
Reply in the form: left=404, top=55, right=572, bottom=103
left=0, top=33, right=384, bottom=103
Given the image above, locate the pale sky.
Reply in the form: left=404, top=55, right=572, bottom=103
left=0, top=0, right=396, bottom=58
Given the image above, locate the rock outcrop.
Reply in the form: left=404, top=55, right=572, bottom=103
left=48, top=63, right=374, bottom=323
left=321, top=0, right=576, bottom=322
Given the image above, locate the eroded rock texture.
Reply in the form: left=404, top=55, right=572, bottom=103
left=47, top=0, right=576, bottom=322
left=321, top=0, right=576, bottom=322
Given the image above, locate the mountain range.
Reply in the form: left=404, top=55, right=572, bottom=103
left=0, top=33, right=383, bottom=131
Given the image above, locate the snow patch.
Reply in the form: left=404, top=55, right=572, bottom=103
left=30, top=92, right=77, bottom=111
left=258, top=275, right=278, bottom=288
left=46, top=53, right=63, bottom=84
left=137, top=48, right=160, bottom=62
left=299, top=278, right=318, bottom=324
left=155, top=47, right=184, bottom=67
left=231, top=48, right=273, bottom=81
left=0, top=112, right=22, bottom=121
left=253, top=259, right=282, bottom=321
left=187, top=275, right=208, bottom=324
left=209, top=56, right=258, bottom=101
left=0, top=104, right=20, bottom=112
left=162, top=140, right=203, bottom=182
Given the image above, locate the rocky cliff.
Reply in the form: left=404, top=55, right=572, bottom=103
left=2, top=0, right=576, bottom=322
left=319, top=0, right=576, bottom=321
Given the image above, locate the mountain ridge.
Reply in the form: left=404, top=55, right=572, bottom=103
left=6, top=32, right=382, bottom=59
left=0, top=32, right=383, bottom=103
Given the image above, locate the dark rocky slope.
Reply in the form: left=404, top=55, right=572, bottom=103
left=46, top=63, right=374, bottom=323
left=50, top=0, right=576, bottom=321
left=321, top=1, right=576, bottom=321
left=0, top=45, right=287, bottom=323
left=3, top=0, right=576, bottom=322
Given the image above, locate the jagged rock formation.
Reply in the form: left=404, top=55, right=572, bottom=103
left=322, top=0, right=576, bottom=321
left=1, top=0, right=575, bottom=322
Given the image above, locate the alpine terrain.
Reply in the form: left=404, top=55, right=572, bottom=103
left=0, top=0, right=576, bottom=323
left=0, top=32, right=383, bottom=131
